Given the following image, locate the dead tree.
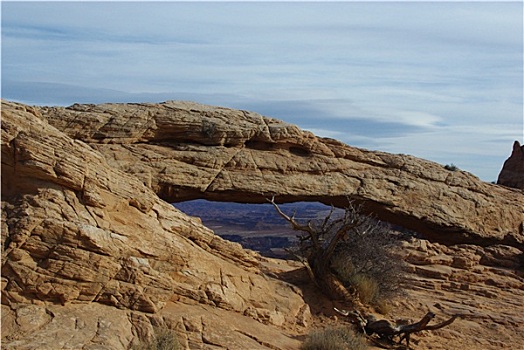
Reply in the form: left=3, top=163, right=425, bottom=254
left=269, top=196, right=365, bottom=301
left=269, top=196, right=402, bottom=303
left=395, top=312, right=436, bottom=347
left=334, top=307, right=462, bottom=349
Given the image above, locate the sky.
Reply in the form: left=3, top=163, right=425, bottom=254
left=1, top=1, right=523, bottom=182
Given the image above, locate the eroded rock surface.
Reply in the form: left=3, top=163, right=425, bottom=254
left=1, top=101, right=308, bottom=349
left=397, top=239, right=524, bottom=350
left=2, top=100, right=523, bottom=350
left=261, top=238, right=524, bottom=350
left=497, top=140, right=524, bottom=190
left=30, top=100, right=523, bottom=249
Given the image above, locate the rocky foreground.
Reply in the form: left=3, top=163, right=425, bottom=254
left=2, top=100, right=523, bottom=349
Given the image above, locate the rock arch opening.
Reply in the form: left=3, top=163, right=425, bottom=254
left=173, top=199, right=343, bottom=258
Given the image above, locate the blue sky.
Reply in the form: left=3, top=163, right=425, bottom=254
left=2, top=1, right=522, bottom=181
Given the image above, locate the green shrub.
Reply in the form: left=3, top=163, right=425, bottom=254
left=444, top=163, right=459, bottom=171
left=301, top=326, right=368, bottom=350
left=201, top=120, right=217, bottom=138
left=133, top=327, right=182, bottom=350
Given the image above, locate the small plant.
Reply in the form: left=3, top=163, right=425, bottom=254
left=349, top=274, right=380, bottom=304
left=301, top=326, right=368, bottom=350
left=374, top=299, right=393, bottom=315
left=271, top=197, right=405, bottom=305
left=201, top=120, right=217, bottom=138
left=444, top=163, right=459, bottom=171
left=133, top=327, right=182, bottom=350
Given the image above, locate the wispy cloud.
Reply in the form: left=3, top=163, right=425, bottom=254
left=1, top=1, right=522, bottom=181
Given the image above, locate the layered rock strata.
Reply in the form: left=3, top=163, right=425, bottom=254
left=34, top=100, right=524, bottom=248
left=396, top=239, right=524, bottom=350
left=2, top=99, right=523, bottom=350
left=1, top=101, right=309, bottom=349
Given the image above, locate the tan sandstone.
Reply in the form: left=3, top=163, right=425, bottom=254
left=1, top=100, right=308, bottom=349
left=34, top=100, right=524, bottom=249
left=2, top=100, right=523, bottom=349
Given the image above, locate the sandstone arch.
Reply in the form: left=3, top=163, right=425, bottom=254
left=1, top=100, right=310, bottom=349
left=33, top=100, right=523, bottom=249
left=2, top=99, right=523, bottom=349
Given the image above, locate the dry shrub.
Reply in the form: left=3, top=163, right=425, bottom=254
left=276, top=199, right=405, bottom=307
left=301, top=326, right=368, bottom=350
left=349, top=274, right=379, bottom=304
left=133, top=327, right=182, bottom=350
left=330, top=217, right=405, bottom=304
left=374, top=299, right=393, bottom=315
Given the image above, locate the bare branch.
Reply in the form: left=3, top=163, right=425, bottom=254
left=268, top=196, right=321, bottom=249
left=336, top=308, right=461, bottom=348
left=397, top=312, right=435, bottom=333
left=319, top=205, right=336, bottom=231
left=284, top=248, right=319, bottom=287
left=423, top=314, right=462, bottom=331
left=324, top=222, right=354, bottom=260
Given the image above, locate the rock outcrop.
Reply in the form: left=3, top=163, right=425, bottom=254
left=389, top=238, right=524, bottom=350
left=497, top=140, right=524, bottom=190
left=1, top=101, right=309, bottom=349
left=35, top=100, right=523, bottom=249
left=2, top=99, right=523, bottom=349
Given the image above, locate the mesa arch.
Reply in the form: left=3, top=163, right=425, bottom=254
left=20, top=100, right=524, bottom=248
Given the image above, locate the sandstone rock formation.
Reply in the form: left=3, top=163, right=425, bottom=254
left=2, top=99, right=524, bottom=350
left=394, top=239, right=524, bottom=350
left=497, top=140, right=524, bottom=190
left=36, top=100, right=523, bottom=249
left=260, top=236, right=524, bottom=350
left=1, top=101, right=309, bottom=349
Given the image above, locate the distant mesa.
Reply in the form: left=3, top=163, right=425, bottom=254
left=497, top=140, right=524, bottom=190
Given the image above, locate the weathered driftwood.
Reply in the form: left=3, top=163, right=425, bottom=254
left=334, top=308, right=462, bottom=349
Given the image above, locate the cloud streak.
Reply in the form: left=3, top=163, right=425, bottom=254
left=1, top=1, right=522, bottom=181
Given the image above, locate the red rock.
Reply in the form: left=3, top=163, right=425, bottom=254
left=497, top=140, right=524, bottom=190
